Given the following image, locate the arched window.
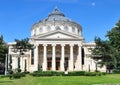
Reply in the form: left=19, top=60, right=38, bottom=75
left=78, top=29, right=81, bottom=35
left=64, top=26, right=68, bottom=31
left=72, top=27, right=75, bottom=32
left=47, top=26, right=51, bottom=32
left=55, top=26, right=61, bottom=30
left=39, top=27, right=43, bottom=32
left=34, top=29, right=36, bottom=36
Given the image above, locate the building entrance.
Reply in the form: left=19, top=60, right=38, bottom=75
left=56, top=58, right=60, bottom=70
left=47, top=57, right=52, bottom=70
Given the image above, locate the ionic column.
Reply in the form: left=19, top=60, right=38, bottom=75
left=69, top=44, right=74, bottom=71
left=52, top=44, right=56, bottom=71
left=60, top=44, right=65, bottom=71
left=34, top=44, right=39, bottom=71
left=42, top=44, right=47, bottom=71
left=76, top=44, right=82, bottom=70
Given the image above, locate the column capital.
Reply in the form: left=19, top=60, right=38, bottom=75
left=34, top=44, right=39, bottom=47
left=43, top=44, right=47, bottom=47
left=61, top=44, right=65, bottom=47
left=78, top=44, right=82, bottom=47
left=52, top=44, right=56, bottom=47
left=70, top=44, right=74, bottom=47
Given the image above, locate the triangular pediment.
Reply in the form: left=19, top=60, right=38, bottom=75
left=34, top=30, right=83, bottom=40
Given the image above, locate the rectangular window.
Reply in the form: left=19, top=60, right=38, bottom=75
left=31, top=49, right=34, bottom=65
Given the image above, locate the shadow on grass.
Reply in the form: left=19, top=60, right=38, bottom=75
left=0, top=81, right=13, bottom=83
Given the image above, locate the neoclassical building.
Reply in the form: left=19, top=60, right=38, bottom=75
left=8, top=7, right=105, bottom=72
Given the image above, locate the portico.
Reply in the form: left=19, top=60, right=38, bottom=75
left=33, top=43, right=82, bottom=71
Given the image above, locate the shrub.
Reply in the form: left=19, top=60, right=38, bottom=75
left=17, top=68, right=21, bottom=72
left=113, top=69, right=120, bottom=74
left=101, top=72, right=107, bottom=75
left=84, top=72, right=102, bottom=76
left=30, top=71, right=64, bottom=76
left=12, top=72, right=21, bottom=79
left=64, top=71, right=85, bottom=76
left=20, top=72, right=26, bottom=77
left=30, top=71, right=106, bottom=77
left=30, top=71, right=52, bottom=76
left=23, top=71, right=30, bottom=74
left=11, top=72, right=26, bottom=79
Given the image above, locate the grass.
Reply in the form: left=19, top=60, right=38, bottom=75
left=0, top=74, right=120, bottom=85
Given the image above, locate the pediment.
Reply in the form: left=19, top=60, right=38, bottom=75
left=34, top=30, right=82, bottom=39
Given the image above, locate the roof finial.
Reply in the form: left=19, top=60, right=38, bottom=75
left=54, top=6, right=59, bottom=12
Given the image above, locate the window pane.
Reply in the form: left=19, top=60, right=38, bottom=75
left=56, top=26, right=61, bottom=30
left=72, top=27, right=75, bottom=32
left=31, top=49, right=34, bottom=65
left=64, top=26, right=68, bottom=31
left=34, top=29, right=36, bottom=36
left=47, top=26, right=51, bottom=31
left=39, top=27, right=43, bottom=32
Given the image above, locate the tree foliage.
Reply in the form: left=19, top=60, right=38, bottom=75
left=106, top=20, right=120, bottom=69
left=12, top=38, right=33, bottom=72
left=13, top=38, right=33, bottom=55
left=92, top=20, right=120, bottom=71
left=0, top=35, right=7, bottom=63
left=0, top=35, right=7, bottom=74
left=92, top=37, right=114, bottom=71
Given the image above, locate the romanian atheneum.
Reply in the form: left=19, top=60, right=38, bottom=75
left=8, top=7, right=105, bottom=72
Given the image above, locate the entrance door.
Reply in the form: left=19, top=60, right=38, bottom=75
left=47, top=57, right=52, bottom=70
left=56, top=62, right=60, bottom=70
left=47, top=62, right=51, bottom=70
left=56, top=58, right=60, bottom=70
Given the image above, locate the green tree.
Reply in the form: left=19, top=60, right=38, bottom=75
left=92, top=37, right=114, bottom=72
left=12, top=38, right=33, bottom=72
left=0, top=35, right=7, bottom=63
left=0, top=35, right=8, bottom=74
left=92, top=20, right=120, bottom=72
left=106, top=20, right=120, bottom=69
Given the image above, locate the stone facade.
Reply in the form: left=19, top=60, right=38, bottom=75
left=8, top=7, right=106, bottom=72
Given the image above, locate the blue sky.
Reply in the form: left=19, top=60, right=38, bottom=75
left=0, top=0, right=120, bottom=42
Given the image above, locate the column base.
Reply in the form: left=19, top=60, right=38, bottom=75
left=75, top=60, right=82, bottom=71
left=42, top=63, right=47, bottom=71
left=68, top=60, right=74, bottom=71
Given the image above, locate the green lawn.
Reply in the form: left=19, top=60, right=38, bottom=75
left=0, top=74, right=120, bottom=85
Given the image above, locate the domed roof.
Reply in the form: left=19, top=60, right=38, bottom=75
left=40, top=7, right=72, bottom=22
left=31, top=7, right=82, bottom=30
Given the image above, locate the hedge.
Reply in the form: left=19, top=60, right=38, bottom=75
left=30, top=71, right=106, bottom=77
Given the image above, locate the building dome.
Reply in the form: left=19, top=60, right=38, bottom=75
left=31, top=7, right=82, bottom=37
